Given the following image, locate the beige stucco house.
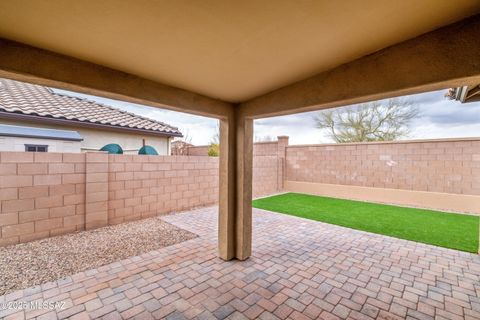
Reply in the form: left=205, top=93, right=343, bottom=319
left=0, top=78, right=182, bottom=154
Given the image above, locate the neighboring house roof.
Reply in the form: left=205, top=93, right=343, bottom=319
left=0, top=124, right=83, bottom=141
left=0, top=78, right=182, bottom=137
left=447, top=85, right=480, bottom=103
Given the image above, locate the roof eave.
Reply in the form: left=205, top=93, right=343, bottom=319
left=451, top=84, right=480, bottom=103
left=0, top=112, right=183, bottom=138
left=0, top=132, right=83, bottom=141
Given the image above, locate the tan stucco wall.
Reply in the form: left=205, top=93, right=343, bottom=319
left=75, top=128, right=169, bottom=155
left=0, top=119, right=170, bottom=155
left=0, top=135, right=81, bottom=152
left=284, top=181, right=480, bottom=215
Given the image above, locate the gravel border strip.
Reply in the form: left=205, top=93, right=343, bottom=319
left=0, top=216, right=198, bottom=296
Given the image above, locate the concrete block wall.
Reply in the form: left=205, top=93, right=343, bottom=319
left=253, top=156, right=279, bottom=197
left=286, top=138, right=480, bottom=195
left=4, top=136, right=476, bottom=246
left=0, top=152, right=86, bottom=247
left=187, top=140, right=286, bottom=157
left=0, top=145, right=284, bottom=246
left=253, top=142, right=278, bottom=156
left=187, top=137, right=288, bottom=196
left=85, top=153, right=109, bottom=229
left=186, top=146, right=209, bottom=156
left=107, top=155, right=218, bottom=225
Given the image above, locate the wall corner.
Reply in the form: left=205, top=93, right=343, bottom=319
left=276, top=136, right=289, bottom=191
left=85, top=151, right=109, bottom=230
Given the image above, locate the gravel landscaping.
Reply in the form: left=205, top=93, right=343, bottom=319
left=0, top=216, right=197, bottom=296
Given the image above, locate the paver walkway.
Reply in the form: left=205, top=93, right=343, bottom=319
left=1, top=206, right=479, bottom=319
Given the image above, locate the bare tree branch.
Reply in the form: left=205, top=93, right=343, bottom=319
left=314, top=98, right=419, bottom=143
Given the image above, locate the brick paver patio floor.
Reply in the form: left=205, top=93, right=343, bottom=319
left=1, top=206, right=480, bottom=320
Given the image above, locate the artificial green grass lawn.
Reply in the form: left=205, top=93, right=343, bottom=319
left=253, top=193, right=479, bottom=253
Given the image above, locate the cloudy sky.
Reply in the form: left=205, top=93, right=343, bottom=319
left=53, top=88, right=480, bottom=145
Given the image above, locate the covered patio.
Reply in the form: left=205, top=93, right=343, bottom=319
left=1, top=1, right=480, bottom=319
left=1, top=206, right=479, bottom=319
left=1, top=1, right=479, bottom=261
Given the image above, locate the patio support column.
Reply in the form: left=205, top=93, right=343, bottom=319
left=218, top=110, right=253, bottom=261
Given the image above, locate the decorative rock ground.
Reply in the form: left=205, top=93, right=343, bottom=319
left=0, top=216, right=197, bottom=295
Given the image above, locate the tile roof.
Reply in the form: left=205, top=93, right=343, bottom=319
left=0, top=78, right=182, bottom=136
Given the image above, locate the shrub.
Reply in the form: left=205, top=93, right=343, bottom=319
left=208, top=144, right=219, bottom=157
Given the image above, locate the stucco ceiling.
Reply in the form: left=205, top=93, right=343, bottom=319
left=0, top=1, right=479, bottom=103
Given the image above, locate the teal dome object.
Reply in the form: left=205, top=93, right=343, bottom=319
left=100, top=143, right=123, bottom=154
left=138, top=145, right=158, bottom=155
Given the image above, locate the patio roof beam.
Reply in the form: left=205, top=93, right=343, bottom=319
left=240, top=14, right=480, bottom=118
left=0, top=38, right=232, bottom=119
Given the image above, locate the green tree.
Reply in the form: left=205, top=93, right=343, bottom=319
left=207, top=143, right=219, bottom=157
left=208, top=122, right=220, bottom=156
left=314, top=99, right=419, bottom=143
